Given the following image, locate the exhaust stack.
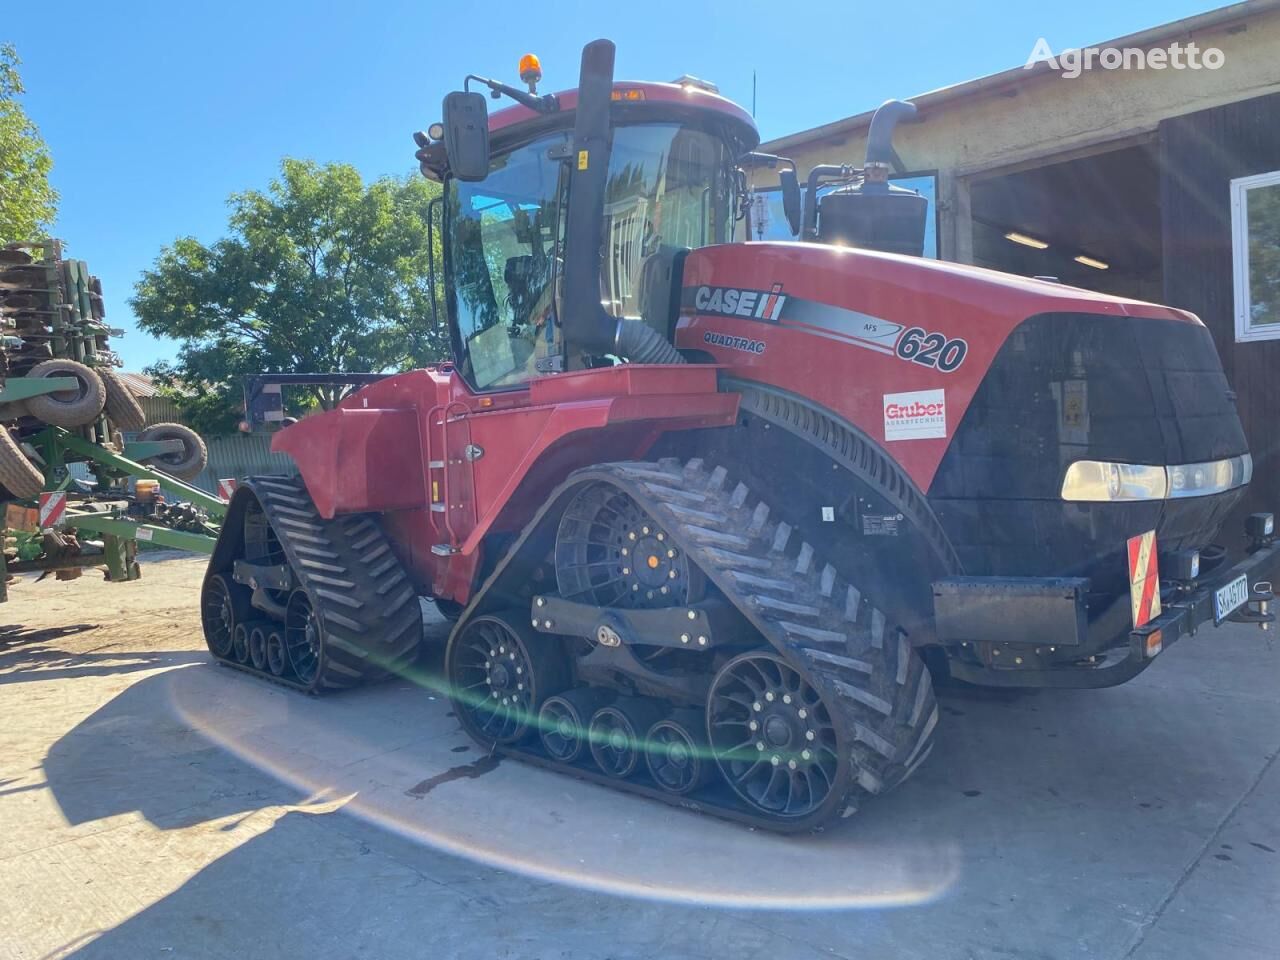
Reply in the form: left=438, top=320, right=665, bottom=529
left=806, top=100, right=929, bottom=257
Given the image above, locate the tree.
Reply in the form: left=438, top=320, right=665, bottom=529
left=0, top=43, right=58, bottom=242
left=132, top=159, right=448, bottom=434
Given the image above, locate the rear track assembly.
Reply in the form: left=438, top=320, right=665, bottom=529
left=200, top=476, right=422, bottom=693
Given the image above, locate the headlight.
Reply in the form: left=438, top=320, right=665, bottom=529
left=1061, top=461, right=1168, bottom=501
left=1062, top=454, right=1251, bottom=502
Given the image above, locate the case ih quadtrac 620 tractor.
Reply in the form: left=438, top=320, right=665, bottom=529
left=202, top=41, right=1279, bottom=832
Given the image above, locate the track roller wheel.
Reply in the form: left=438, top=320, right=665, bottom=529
left=200, top=572, right=250, bottom=660
left=646, top=709, right=713, bottom=796
left=284, top=590, right=321, bottom=687
left=231, top=623, right=251, bottom=664
left=447, top=611, right=568, bottom=746
left=588, top=697, right=665, bottom=780
left=265, top=629, right=288, bottom=677
left=707, top=651, right=847, bottom=822
left=538, top=688, right=614, bottom=763
left=248, top=623, right=269, bottom=671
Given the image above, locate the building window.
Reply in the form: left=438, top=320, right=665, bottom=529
left=747, top=174, right=939, bottom=258
left=1231, top=170, right=1280, bottom=342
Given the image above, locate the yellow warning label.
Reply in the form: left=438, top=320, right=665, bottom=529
left=577, top=150, right=589, bottom=171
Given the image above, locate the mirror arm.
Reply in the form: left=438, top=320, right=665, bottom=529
left=465, top=74, right=560, bottom=114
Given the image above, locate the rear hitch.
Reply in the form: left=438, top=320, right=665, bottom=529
left=1228, top=580, right=1275, bottom=637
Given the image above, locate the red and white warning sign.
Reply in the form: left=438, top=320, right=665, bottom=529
left=1127, top=530, right=1162, bottom=628
left=217, top=478, right=237, bottom=501
left=37, top=491, right=67, bottom=530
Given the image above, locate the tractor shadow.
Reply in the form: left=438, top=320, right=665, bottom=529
left=0, top=626, right=205, bottom=685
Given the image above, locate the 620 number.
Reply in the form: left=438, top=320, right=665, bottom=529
left=895, top=327, right=968, bottom=372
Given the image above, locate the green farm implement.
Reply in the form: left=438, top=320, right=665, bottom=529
left=1, top=240, right=222, bottom=600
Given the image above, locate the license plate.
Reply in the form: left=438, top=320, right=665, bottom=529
left=1214, top=574, right=1250, bottom=623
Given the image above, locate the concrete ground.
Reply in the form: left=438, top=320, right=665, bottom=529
left=0, top=554, right=1277, bottom=960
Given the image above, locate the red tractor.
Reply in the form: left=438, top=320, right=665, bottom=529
left=202, top=41, right=1278, bottom=832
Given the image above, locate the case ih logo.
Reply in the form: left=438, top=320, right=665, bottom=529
left=693, top=283, right=786, bottom=321
left=883, top=389, right=947, bottom=441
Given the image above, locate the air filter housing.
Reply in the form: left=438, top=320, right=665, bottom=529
left=816, top=181, right=928, bottom=256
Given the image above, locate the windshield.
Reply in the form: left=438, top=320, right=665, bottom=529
left=601, top=123, right=734, bottom=320
left=447, top=133, right=567, bottom=390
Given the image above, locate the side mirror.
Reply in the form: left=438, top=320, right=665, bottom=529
left=779, top=168, right=802, bottom=237
left=442, top=91, right=490, bottom=182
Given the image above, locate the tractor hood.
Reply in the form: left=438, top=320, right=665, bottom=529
left=675, top=242, right=1225, bottom=493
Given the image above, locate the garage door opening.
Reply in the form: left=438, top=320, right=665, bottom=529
left=969, top=140, right=1162, bottom=301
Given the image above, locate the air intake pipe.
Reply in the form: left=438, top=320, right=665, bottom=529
left=864, top=99, right=917, bottom=171
left=558, top=39, right=685, bottom=364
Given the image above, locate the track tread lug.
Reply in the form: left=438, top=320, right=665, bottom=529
left=794, top=542, right=814, bottom=576
left=803, top=648, right=873, bottom=675
left=776, top=620, right=847, bottom=647
left=771, top=521, right=792, bottom=554
left=752, top=594, right=821, bottom=618
left=819, top=564, right=836, bottom=598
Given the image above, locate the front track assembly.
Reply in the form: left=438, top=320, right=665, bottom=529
left=200, top=476, right=422, bottom=692
left=447, top=459, right=938, bottom=833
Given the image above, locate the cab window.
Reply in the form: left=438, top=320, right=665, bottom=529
left=447, top=135, right=567, bottom=390
left=600, top=123, right=733, bottom=321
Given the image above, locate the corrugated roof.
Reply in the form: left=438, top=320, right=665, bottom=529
left=116, top=371, right=158, bottom=398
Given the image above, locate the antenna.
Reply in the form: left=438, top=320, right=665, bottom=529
left=752, top=70, right=757, bottom=118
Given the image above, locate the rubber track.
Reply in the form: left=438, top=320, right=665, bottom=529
left=477, top=458, right=939, bottom=830
left=209, top=475, right=422, bottom=692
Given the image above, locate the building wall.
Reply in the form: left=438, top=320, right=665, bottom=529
left=765, top=6, right=1280, bottom=262
left=1161, top=91, right=1280, bottom=533
left=186, top=433, right=297, bottom=495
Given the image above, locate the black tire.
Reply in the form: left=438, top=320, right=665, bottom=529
left=248, top=624, right=269, bottom=671
left=200, top=573, right=251, bottom=659
left=100, top=368, right=146, bottom=431
left=24, top=359, right=106, bottom=428
left=646, top=710, right=713, bottom=796
left=588, top=698, right=665, bottom=780
left=539, top=688, right=614, bottom=763
left=138, top=422, right=208, bottom=480
left=231, top=623, right=251, bottom=664
left=0, top=427, right=43, bottom=499
left=446, top=611, right=569, bottom=746
left=265, top=629, right=288, bottom=676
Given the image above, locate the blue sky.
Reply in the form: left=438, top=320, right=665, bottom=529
left=6, top=0, right=1221, bottom=370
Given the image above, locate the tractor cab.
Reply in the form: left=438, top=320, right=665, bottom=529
left=415, top=43, right=763, bottom=392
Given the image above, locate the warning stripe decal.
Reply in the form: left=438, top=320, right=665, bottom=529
left=1127, top=530, right=1162, bottom=628
left=37, top=491, right=66, bottom=530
